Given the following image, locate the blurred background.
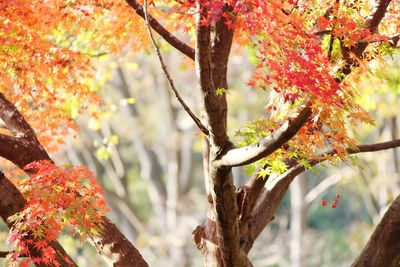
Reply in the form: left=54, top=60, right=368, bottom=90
left=0, top=47, right=399, bottom=267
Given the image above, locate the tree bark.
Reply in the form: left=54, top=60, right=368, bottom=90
left=192, top=1, right=252, bottom=265
left=352, top=195, right=400, bottom=267
left=91, top=217, right=148, bottom=267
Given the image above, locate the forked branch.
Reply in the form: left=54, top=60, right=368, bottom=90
left=243, top=138, right=400, bottom=252
left=241, top=0, right=395, bottom=249
left=143, top=0, right=209, bottom=136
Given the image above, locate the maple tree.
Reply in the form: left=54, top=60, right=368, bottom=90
left=0, top=0, right=400, bottom=266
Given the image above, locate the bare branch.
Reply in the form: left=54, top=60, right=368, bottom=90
left=0, top=94, right=51, bottom=168
left=352, top=194, right=400, bottom=266
left=347, top=139, right=400, bottom=154
left=0, top=251, right=11, bottom=258
left=313, top=29, right=332, bottom=36
left=242, top=162, right=304, bottom=252
left=218, top=104, right=312, bottom=167
left=143, top=0, right=209, bottom=136
left=0, top=133, right=50, bottom=169
left=125, top=0, right=195, bottom=60
left=0, top=133, right=20, bottom=157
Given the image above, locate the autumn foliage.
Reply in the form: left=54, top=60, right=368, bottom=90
left=6, top=161, right=107, bottom=266
left=0, top=0, right=149, bottom=151
left=0, top=0, right=399, bottom=266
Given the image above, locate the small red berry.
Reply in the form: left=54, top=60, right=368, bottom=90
left=331, top=202, right=337, bottom=208
left=320, top=199, right=327, bottom=207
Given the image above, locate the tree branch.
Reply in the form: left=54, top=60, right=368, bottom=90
left=242, top=138, right=400, bottom=252
left=218, top=104, right=312, bottom=167
left=366, top=0, right=393, bottom=33
left=125, top=0, right=195, bottom=60
left=0, top=94, right=50, bottom=168
left=391, top=34, right=400, bottom=47
left=0, top=94, right=149, bottom=266
left=239, top=0, right=394, bottom=250
left=0, top=172, right=78, bottom=266
left=352, top=194, right=400, bottom=266
left=0, top=251, right=11, bottom=258
left=347, top=139, right=400, bottom=154
left=339, top=0, right=393, bottom=76
left=0, top=94, right=37, bottom=138
left=242, top=162, right=304, bottom=252
left=143, top=0, right=209, bottom=136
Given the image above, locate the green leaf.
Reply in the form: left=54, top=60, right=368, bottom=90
left=270, top=159, right=287, bottom=174
left=257, top=168, right=270, bottom=178
left=216, top=88, right=229, bottom=96
left=32, top=229, right=44, bottom=239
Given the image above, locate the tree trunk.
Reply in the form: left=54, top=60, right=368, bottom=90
left=91, top=217, right=148, bottom=267
left=352, top=195, right=400, bottom=267
left=192, top=1, right=253, bottom=264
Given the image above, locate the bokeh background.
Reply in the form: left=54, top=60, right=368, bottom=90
left=0, top=46, right=399, bottom=267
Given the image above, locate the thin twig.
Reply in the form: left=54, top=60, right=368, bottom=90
left=327, top=34, right=335, bottom=60
left=328, top=0, right=340, bottom=61
left=143, top=0, right=209, bottom=136
left=0, top=251, right=11, bottom=258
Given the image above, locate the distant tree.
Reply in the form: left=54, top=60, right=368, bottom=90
left=0, top=0, right=399, bottom=266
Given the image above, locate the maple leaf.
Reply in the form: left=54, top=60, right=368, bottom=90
left=34, top=240, right=48, bottom=250
left=8, top=161, right=108, bottom=265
